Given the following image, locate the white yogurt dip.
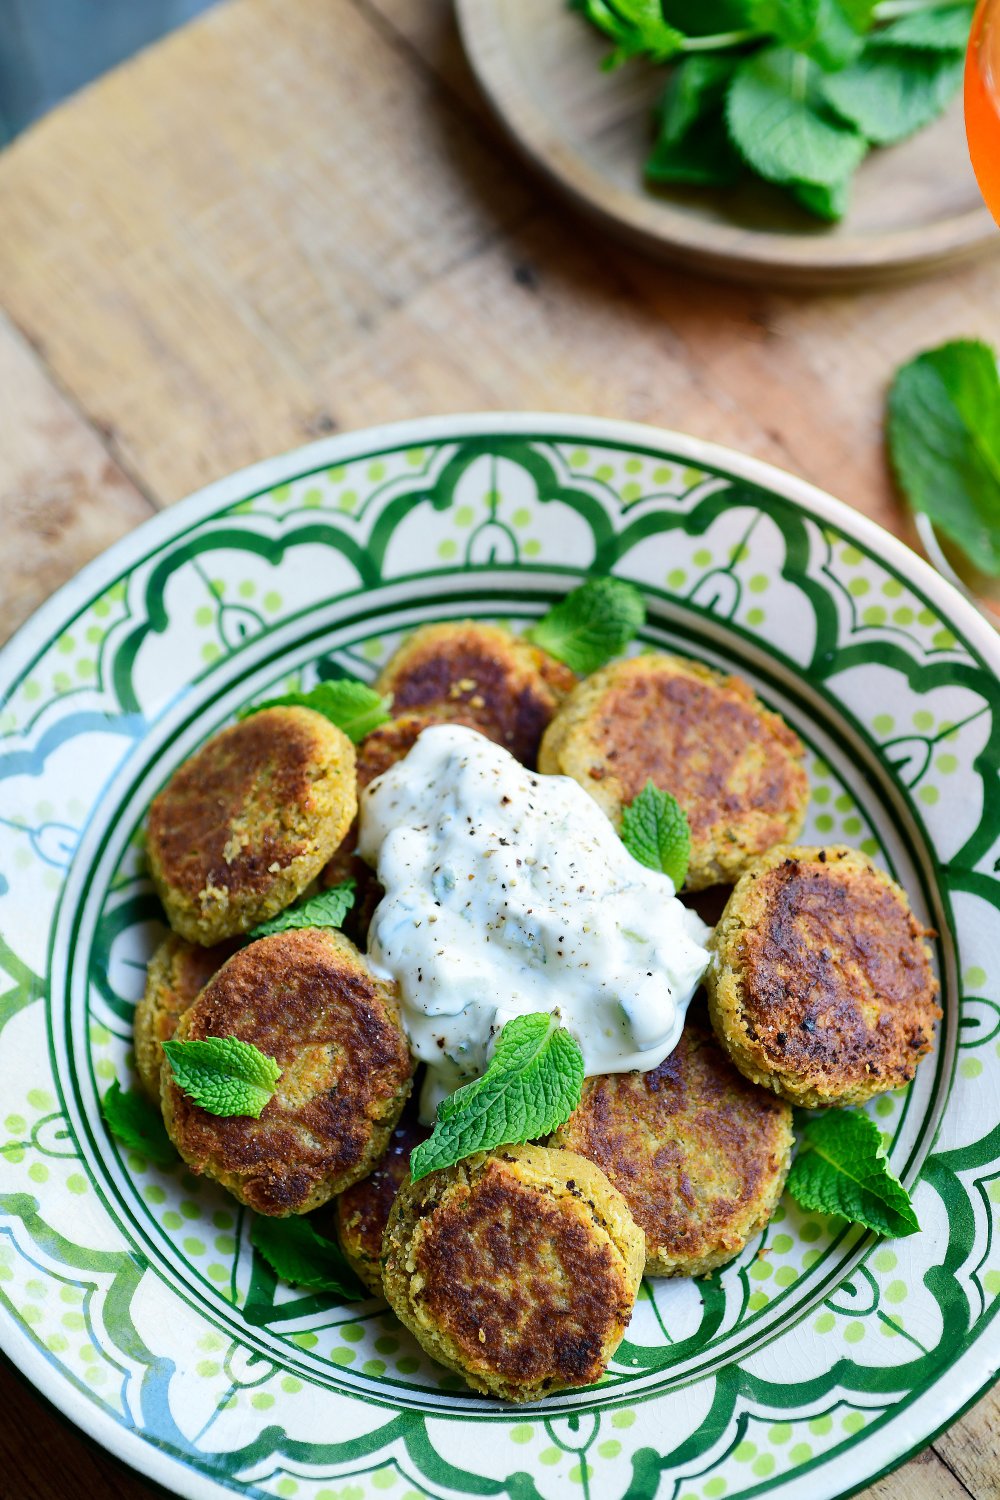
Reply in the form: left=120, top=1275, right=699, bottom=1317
left=357, top=725, right=710, bottom=1119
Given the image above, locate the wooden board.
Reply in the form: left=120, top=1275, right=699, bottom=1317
left=0, top=0, right=997, bottom=1495
left=457, top=0, right=1000, bottom=286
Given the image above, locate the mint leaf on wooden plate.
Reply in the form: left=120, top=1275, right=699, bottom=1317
left=250, top=1215, right=367, bottom=1298
left=869, top=6, right=975, bottom=52
left=888, top=339, right=1000, bottom=578
left=409, top=1013, right=586, bottom=1182
left=239, top=678, right=391, bottom=743
left=527, top=577, right=645, bottom=675
left=646, top=55, right=743, bottom=187
left=163, top=1036, right=281, bottom=1118
left=786, top=1109, right=920, bottom=1237
left=101, top=1079, right=177, bottom=1167
left=571, top=0, right=686, bottom=67
left=249, top=880, right=357, bottom=940
left=620, top=780, right=691, bottom=890
left=727, top=47, right=868, bottom=192
left=822, top=42, right=964, bottom=145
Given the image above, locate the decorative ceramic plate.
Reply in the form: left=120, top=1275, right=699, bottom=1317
left=1, top=415, right=998, bottom=1500
left=456, top=0, right=999, bottom=287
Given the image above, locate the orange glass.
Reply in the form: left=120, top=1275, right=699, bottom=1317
left=966, top=0, right=1000, bottom=223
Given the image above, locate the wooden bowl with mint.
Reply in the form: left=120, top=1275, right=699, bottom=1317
left=457, top=0, right=998, bottom=286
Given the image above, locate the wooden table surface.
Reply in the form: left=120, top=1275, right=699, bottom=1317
left=0, top=1, right=997, bottom=1496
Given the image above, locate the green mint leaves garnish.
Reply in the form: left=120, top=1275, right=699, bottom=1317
left=409, top=1013, right=586, bottom=1182
left=250, top=1215, right=367, bottom=1299
left=162, top=1036, right=281, bottom=1118
left=786, top=1109, right=920, bottom=1238
left=571, top=0, right=686, bottom=68
left=888, top=339, right=1000, bottom=579
left=240, top=678, right=391, bottom=743
left=101, top=1079, right=177, bottom=1167
left=575, top=0, right=973, bottom=221
left=620, top=780, right=691, bottom=890
left=249, top=880, right=357, bottom=940
left=527, top=577, right=646, bottom=675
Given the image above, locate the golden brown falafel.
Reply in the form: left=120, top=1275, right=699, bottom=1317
left=376, top=622, right=576, bottom=768
left=706, top=845, right=941, bottom=1107
left=332, top=1112, right=431, bottom=1294
left=134, top=933, right=238, bottom=1102
left=147, top=707, right=356, bottom=945
left=551, top=1023, right=793, bottom=1276
left=382, top=1143, right=644, bottom=1401
left=161, top=928, right=413, bottom=1214
left=538, top=654, right=809, bottom=889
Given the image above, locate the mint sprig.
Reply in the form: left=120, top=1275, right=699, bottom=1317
left=574, top=0, right=973, bottom=221
left=409, top=1013, right=586, bottom=1182
left=163, top=1036, right=281, bottom=1118
left=786, top=1109, right=920, bottom=1237
left=250, top=1215, right=367, bottom=1299
left=620, top=780, right=691, bottom=890
left=101, top=1079, right=177, bottom=1166
left=239, top=678, right=391, bottom=743
left=249, top=880, right=357, bottom=940
left=527, top=577, right=645, bottom=675
left=888, top=339, right=1000, bottom=579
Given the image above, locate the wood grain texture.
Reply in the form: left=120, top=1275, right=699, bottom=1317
left=0, top=311, right=155, bottom=643
left=0, top=0, right=997, bottom=1495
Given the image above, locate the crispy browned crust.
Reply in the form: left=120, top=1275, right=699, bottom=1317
left=332, top=1113, right=431, bottom=1294
left=551, top=1024, right=793, bottom=1276
left=538, top=654, right=810, bottom=889
left=161, top=928, right=413, bottom=1214
left=134, top=934, right=238, bottom=1101
left=147, top=707, right=357, bottom=945
left=382, top=1144, right=644, bottom=1401
left=706, top=845, right=941, bottom=1107
left=376, top=622, right=576, bottom=768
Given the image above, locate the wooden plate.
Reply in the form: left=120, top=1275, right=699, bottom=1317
left=456, top=0, right=999, bottom=286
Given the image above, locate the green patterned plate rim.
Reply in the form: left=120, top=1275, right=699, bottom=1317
left=0, top=414, right=997, bottom=1500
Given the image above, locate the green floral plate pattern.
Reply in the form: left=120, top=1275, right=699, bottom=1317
left=0, top=415, right=997, bottom=1500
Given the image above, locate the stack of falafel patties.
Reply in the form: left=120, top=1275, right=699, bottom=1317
left=136, top=624, right=940, bottom=1404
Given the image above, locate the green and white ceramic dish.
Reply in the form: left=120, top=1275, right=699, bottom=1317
left=0, top=415, right=998, bottom=1500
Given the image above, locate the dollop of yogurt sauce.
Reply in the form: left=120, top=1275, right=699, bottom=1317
left=358, top=724, right=710, bottom=1120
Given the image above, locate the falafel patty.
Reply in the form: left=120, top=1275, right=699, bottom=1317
left=376, top=622, right=576, bottom=767
left=332, top=1112, right=430, bottom=1294
left=147, top=706, right=356, bottom=945
left=382, top=1143, right=644, bottom=1401
left=706, top=845, right=941, bottom=1107
left=134, top=933, right=237, bottom=1101
left=538, top=654, right=809, bottom=889
left=551, top=1023, right=793, bottom=1276
left=161, top=928, right=413, bottom=1214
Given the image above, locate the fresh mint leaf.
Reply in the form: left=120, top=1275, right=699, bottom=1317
left=572, top=0, right=686, bottom=65
left=647, top=55, right=744, bottom=186
left=790, top=172, right=852, bottom=219
left=727, top=47, right=868, bottom=190
left=620, top=780, right=691, bottom=889
left=249, top=881, right=357, bottom=940
left=786, top=1109, right=920, bottom=1237
left=163, top=1036, right=281, bottom=1118
left=749, top=0, right=872, bottom=68
left=101, top=1080, right=177, bottom=1166
left=822, top=43, right=963, bottom=144
left=239, top=679, right=391, bottom=743
left=410, top=1013, right=586, bottom=1182
left=250, top=1214, right=367, bottom=1298
left=527, top=577, right=645, bottom=674
left=888, top=339, right=1000, bottom=578
left=870, top=6, right=973, bottom=52
left=662, top=0, right=755, bottom=33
